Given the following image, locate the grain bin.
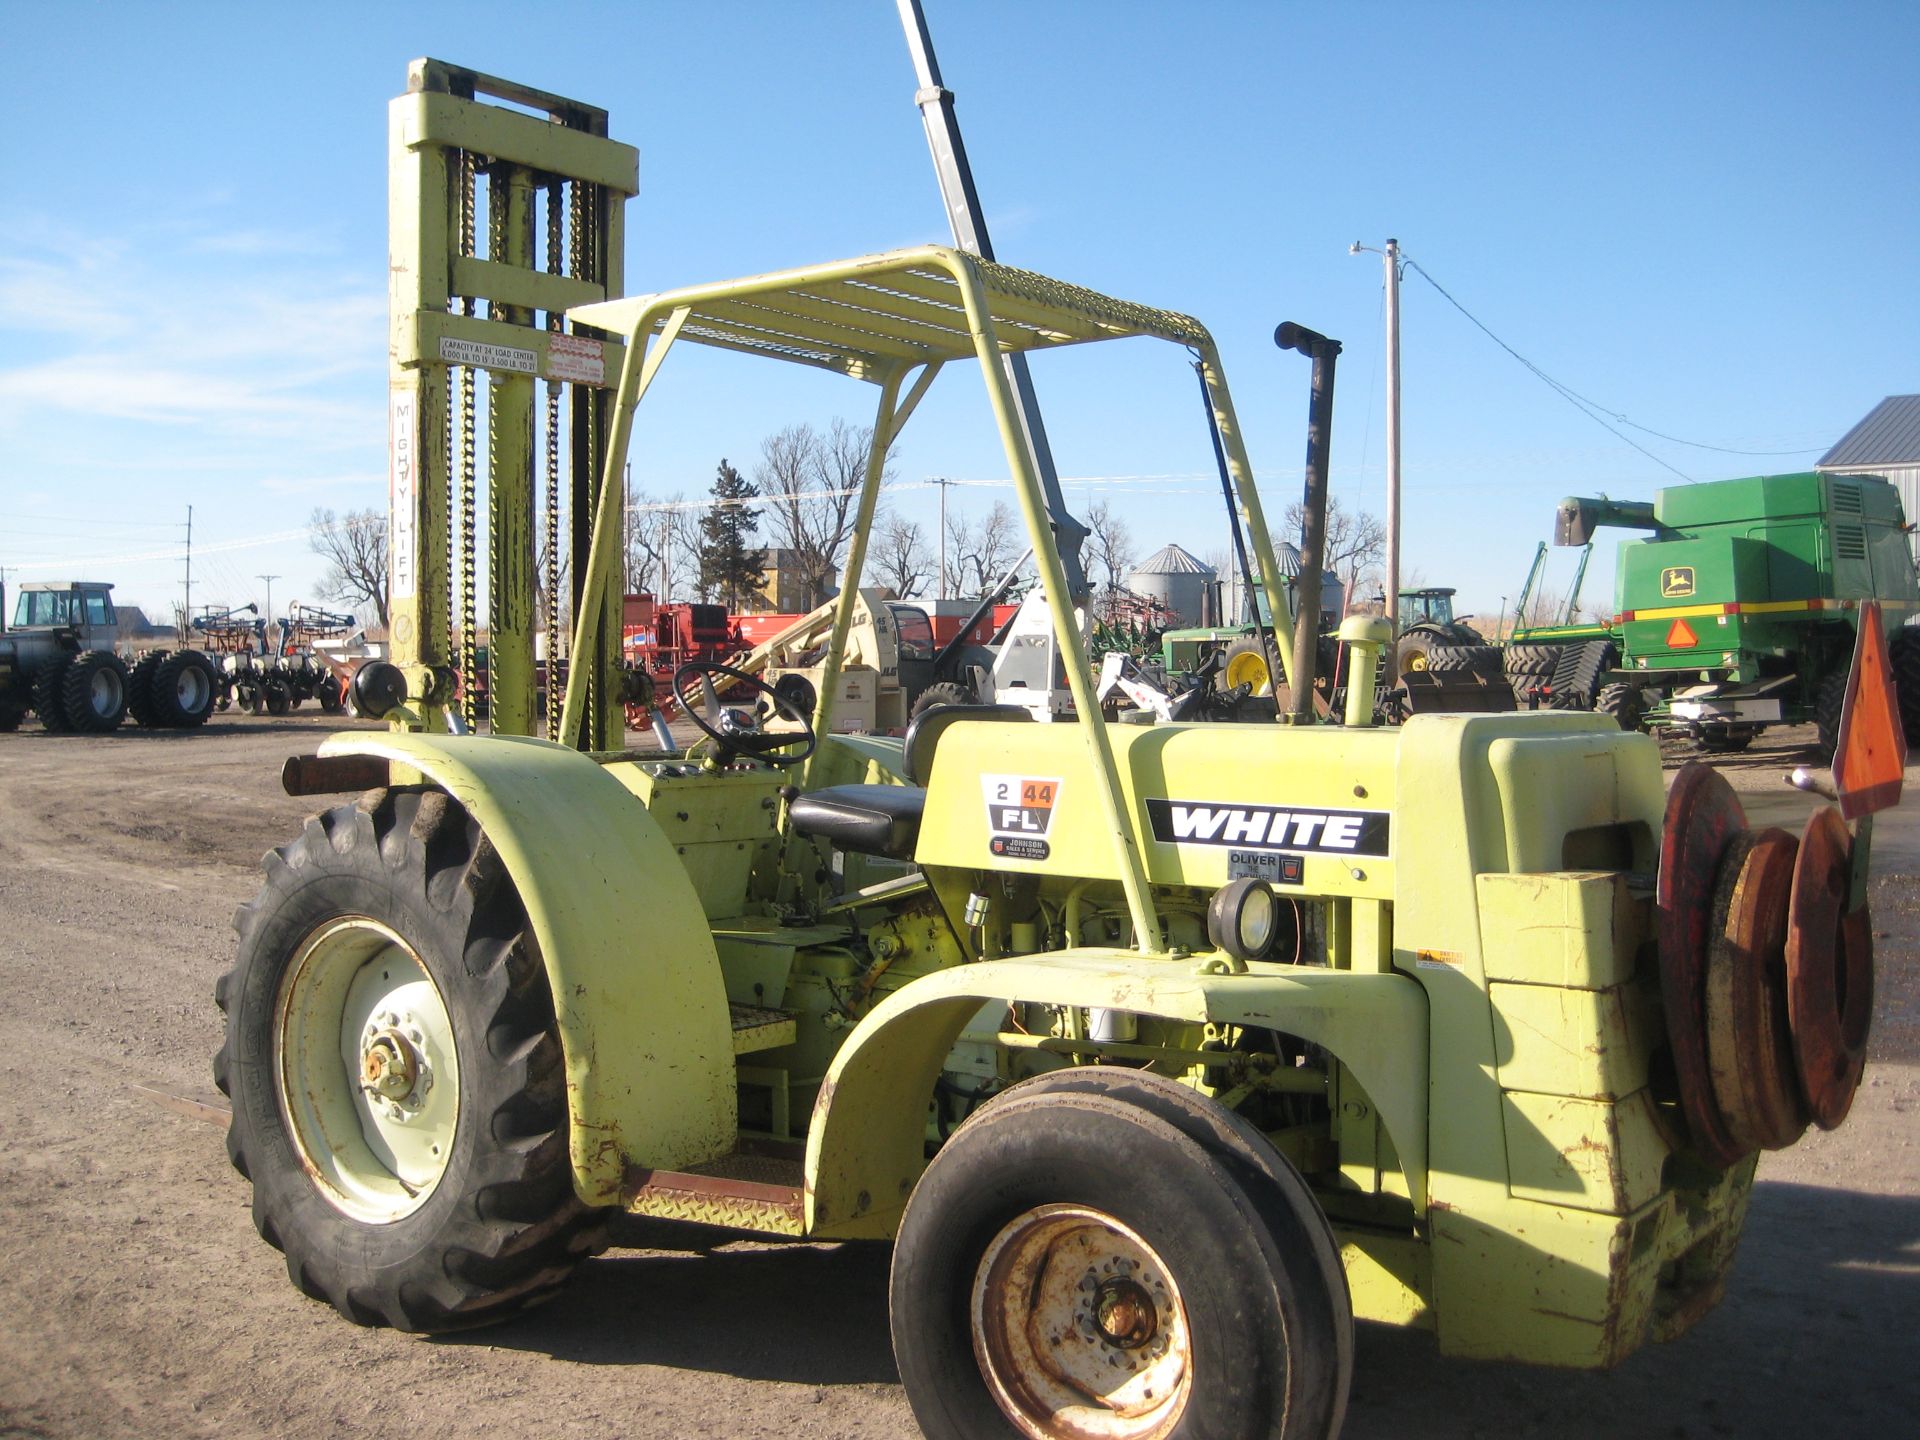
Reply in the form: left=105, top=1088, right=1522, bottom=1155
left=1127, top=544, right=1215, bottom=628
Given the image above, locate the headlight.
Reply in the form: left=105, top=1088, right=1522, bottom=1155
left=1207, top=877, right=1279, bottom=963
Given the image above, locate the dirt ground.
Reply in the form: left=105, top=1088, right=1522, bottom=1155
left=1, top=715, right=1915, bottom=1440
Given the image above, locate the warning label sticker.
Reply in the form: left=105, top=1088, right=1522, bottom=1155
left=439, top=336, right=538, bottom=375
left=547, top=333, right=606, bottom=387
left=982, top=775, right=1062, bottom=861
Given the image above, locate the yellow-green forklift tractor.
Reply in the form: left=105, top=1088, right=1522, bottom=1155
left=215, top=62, right=1903, bottom=1440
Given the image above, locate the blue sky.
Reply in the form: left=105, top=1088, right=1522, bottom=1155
left=3, top=1, right=1914, bottom=628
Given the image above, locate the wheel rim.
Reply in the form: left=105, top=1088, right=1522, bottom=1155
left=273, top=917, right=460, bottom=1223
left=1404, top=651, right=1429, bottom=673
left=1222, top=650, right=1270, bottom=696
left=971, top=1205, right=1192, bottom=1440
left=89, top=668, right=121, bottom=716
left=174, top=665, right=210, bottom=712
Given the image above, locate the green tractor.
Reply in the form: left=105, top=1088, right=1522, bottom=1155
left=215, top=62, right=1899, bottom=1440
left=1390, top=587, right=1495, bottom=679
left=1558, top=472, right=1920, bottom=754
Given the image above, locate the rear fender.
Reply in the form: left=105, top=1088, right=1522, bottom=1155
left=316, top=732, right=735, bottom=1203
left=804, top=950, right=1428, bottom=1237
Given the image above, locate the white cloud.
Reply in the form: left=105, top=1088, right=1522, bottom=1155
left=0, top=215, right=383, bottom=445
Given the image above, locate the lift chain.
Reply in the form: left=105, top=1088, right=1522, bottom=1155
left=544, top=179, right=564, bottom=739
left=454, top=148, right=479, bottom=734
left=570, top=179, right=599, bottom=740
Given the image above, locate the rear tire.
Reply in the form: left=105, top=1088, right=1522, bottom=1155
left=127, top=651, right=167, bottom=727
left=1394, top=630, right=1436, bottom=679
left=1889, top=628, right=1920, bottom=746
left=155, top=650, right=218, bottom=727
left=909, top=680, right=975, bottom=720
left=214, top=787, right=608, bottom=1332
left=891, top=1086, right=1346, bottom=1440
left=34, top=654, right=75, bottom=732
left=1427, top=643, right=1503, bottom=678
left=1548, top=639, right=1617, bottom=711
left=1814, top=669, right=1848, bottom=761
left=1503, top=642, right=1562, bottom=678
left=1595, top=681, right=1647, bottom=732
left=1220, top=635, right=1275, bottom=696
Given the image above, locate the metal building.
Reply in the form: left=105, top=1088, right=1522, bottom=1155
left=1127, top=544, right=1215, bottom=628
left=1818, top=394, right=1920, bottom=566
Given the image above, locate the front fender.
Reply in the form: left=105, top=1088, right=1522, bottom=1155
left=804, top=950, right=1428, bottom=1237
left=317, top=732, right=735, bottom=1202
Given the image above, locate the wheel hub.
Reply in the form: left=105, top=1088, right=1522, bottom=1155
left=361, top=1024, right=425, bottom=1105
left=972, top=1205, right=1190, bottom=1440
left=273, top=917, right=460, bottom=1223
left=1093, top=1276, right=1157, bottom=1349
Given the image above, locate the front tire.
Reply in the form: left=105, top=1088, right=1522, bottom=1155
left=213, top=787, right=607, bottom=1332
left=892, top=1086, right=1347, bottom=1440
left=34, top=654, right=75, bottom=732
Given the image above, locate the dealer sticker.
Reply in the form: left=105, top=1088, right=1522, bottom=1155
left=982, top=774, right=1062, bottom=860
left=1227, top=850, right=1305, bottom=886
left=547, top=332, right=607, bottom=387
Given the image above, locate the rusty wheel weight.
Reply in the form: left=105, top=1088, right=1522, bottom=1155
left=1703, top=828, right=1808, bottom=1153
left=1786, top=806, right=1874, bottom=1130
left=1655, top=763, right=1750, bottom=1168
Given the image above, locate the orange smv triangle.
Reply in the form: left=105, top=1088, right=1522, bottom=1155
left=1667, top=617, right=1698, bottom=648
left=1834, top=600, right=1908, bottom=820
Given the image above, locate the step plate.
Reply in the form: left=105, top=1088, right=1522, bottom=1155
left=730, top=1002, right=798, bottom=1055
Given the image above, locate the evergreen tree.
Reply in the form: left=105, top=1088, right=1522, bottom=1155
left=697, top=460, right=766, bottom=609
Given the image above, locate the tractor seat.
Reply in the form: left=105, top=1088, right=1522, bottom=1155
left=787, top=784, right=927, bottom=859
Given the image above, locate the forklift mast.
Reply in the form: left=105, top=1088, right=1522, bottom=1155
left=386, top=59, right=637, bottom=746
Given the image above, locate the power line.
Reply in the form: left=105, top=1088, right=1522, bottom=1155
left=12, top=525, right=312, bottom=572
left=1400, top=254, right=1831, bottom=480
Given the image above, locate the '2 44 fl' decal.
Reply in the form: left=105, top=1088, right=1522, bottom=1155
left=981, top=774, right=1062, bottom=860
left=1145, top=798, right=1389, bottom=857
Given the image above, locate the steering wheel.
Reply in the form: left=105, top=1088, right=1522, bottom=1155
left=671, top=661, right=818, bottom=768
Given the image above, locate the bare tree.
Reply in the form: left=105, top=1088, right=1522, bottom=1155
left=1280, top=494, right=1384, bottom=614
left=873, top=512, right=933, bottom=599
left=309, top=507, right=389, bottom=627
left=1083, top=499, right=1136, bottom=592
left=757, top=418, right=897, bottom=608
left=624, top=485, right=703, bottom=601
left=946, top=501, right=1022, bottom=598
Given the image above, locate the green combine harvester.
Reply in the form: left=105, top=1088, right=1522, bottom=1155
left=1554, top=470, right=1920, bottom=754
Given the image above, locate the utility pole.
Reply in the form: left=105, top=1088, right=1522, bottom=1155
left=1349, top=239, right=1402, bottom=672
left=932, top=476, right=954, bottom=599
left=181, top=505, right=193, bottom=644
left=258, top=574, right=281, bottom=654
